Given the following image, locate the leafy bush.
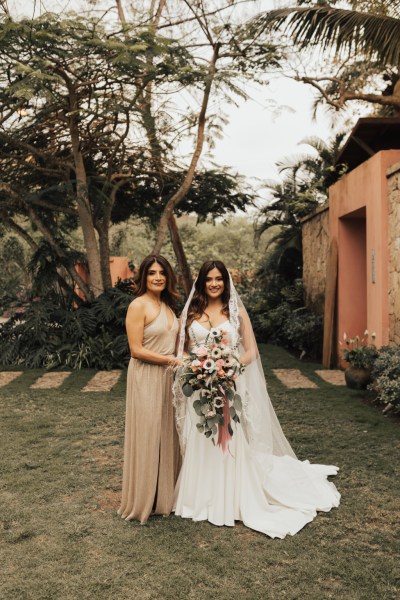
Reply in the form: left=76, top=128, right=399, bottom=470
left=281, top=308, right=323, bottom=359
left=370, top=346, right=400, bottom=413
left=0, top=279, right=134, bottom=370
left=238, top=278, right=323, bottom=358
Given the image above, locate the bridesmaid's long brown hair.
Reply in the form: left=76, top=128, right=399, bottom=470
left=186, top=260, right=230, bottom=330
left=135, top=255, right=179, bottom=309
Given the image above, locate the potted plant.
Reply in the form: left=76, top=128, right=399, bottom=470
left=340, top=331, right=379, bottom=390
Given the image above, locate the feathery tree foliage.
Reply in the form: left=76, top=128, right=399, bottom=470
left=0, top=13, right=194, bottom=298
left=0, top=3, right=281, bottom=299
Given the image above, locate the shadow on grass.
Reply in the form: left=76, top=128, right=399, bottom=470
left=0, top=345, right=399, bottom=600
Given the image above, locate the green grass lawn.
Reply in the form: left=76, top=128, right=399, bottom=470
left=1, top=345, right=399, bottom=600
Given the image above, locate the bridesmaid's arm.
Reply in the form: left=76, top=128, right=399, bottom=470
left=126, top=300, right=178, bottom=366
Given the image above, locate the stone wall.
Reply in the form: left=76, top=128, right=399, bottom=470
left=387, top=163, right=400, bottom=345
left=301, top=205, right=329, bottom=315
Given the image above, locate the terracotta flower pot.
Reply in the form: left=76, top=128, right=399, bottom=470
left=344, top=366, right=372, bottom=390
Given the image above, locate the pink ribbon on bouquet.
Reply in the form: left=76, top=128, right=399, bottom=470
left=217, top=388, right=232, bottom=455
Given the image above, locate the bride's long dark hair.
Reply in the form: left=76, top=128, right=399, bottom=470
left=186, top=260, right=230, bottom=331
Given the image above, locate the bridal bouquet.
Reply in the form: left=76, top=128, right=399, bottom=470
left=179, top=327, right=245, bottom=451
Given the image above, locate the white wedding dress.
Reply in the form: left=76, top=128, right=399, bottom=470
left=173, top=320, right=340, bottom=538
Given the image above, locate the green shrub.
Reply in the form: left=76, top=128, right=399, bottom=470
left=238, top=278, right=323, bottom=358
left=0, top=279, right=134, bottom=370
left=370, top=346, right=400, bottom=413
left=281, top=308, right=323, bottom=359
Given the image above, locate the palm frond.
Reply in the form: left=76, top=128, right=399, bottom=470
left=299, top=136, right=328, bottom=154
left=276, top=153, right=318, bottom=173
left=254, top=7, right=400, bottom=67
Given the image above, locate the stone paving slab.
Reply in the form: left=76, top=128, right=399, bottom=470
left=82, top=370, right=122, bottom=392
left=315, top=370, right=346, bottom=386
left=272, top=369, right=318, bottom=389
left=30, top=372, right=71, bottom=389
left=0, top=372, right=23, bottom=387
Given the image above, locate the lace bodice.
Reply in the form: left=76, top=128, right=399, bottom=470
left=188, top=320, right=233, bottom=351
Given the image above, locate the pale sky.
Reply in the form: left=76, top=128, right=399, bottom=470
left=7, top=0, right=362, bottom=193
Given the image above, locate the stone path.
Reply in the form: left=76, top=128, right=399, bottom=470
left=31, top=372, right=71, bottom=389
left=0, top=371, right=24, bottom=388
left=272, top=369, right=318, bottom=389
left=315, top=369, right=346, bottom=386
left=81, top=370, right=122, bottom=392
left=0, top=368, right=346, bottom=391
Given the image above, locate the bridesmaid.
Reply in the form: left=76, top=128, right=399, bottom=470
left=118, top=255, right=181, bottom=524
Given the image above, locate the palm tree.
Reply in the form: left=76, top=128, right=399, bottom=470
left=257, top=132, right=345, bottom=283
left=253, top=2, right=400, bottom=113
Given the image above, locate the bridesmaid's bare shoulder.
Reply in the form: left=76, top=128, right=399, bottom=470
left=127, top=297, right=146, bottom=318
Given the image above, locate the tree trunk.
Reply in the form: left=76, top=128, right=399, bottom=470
left=67, top=84, right=104, bottom=298
left=168, top=214, right=192, bottom=295
left=115, top=0, right=194, bottom=282
left=152, top=43, right=220, bottom=254
left=97, top=219, right=113, bottom=290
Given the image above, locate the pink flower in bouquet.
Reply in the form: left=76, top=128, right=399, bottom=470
left=216, top=359, right=224, bottom=367
left=197, top=374, right=203, bottom=379
left=218, top=369, right=225, bottom=377
left=196, top=346, right=208, bottom=358
left=206, top=410, right=216, bottom=418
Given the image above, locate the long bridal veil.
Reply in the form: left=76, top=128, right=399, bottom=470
left=173, top=272, right=297, bottom=479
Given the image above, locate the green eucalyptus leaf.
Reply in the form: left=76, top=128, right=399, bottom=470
left=182, top=383, right=193, bottom=397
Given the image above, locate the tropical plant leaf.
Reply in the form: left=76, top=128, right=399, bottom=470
left=254, top=6, right=400, bottom=66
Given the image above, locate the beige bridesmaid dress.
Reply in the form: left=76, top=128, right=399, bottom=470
left=118, top=303, right=181, bottom=523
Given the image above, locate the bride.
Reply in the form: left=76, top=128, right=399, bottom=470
left=173, top=260, right=340, bottom=538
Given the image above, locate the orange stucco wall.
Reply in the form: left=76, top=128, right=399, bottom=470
left=329, top=150, right=400, bottom=360
left=75, top=257, right=134, bottom=299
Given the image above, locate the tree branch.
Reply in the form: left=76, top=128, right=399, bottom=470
left=298, top=76, right=400, bottom=111
left=152, top=42, right=221, bottom=253
left=1, top=215, right=39, bottom=252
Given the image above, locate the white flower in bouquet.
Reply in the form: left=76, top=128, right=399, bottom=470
left=210, top=328, right=220, bottom=337
left=214, top=397, right=224, bottom=408
left=203, top=358, right=216, bottom=371
left=224, top=357, right=235, bottom=368
left=211, top=348, right=222, bottom=359
left=222, top=346, right=232, bottom=356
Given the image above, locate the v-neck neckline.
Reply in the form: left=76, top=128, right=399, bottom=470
left=193, top=319, right=229, bottom=332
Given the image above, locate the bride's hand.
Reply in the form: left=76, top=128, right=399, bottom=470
left=167, top=355, right=182, bottom=367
